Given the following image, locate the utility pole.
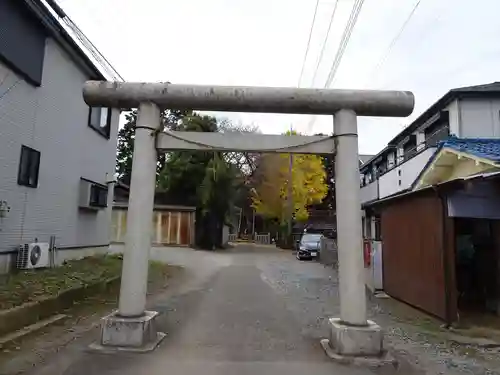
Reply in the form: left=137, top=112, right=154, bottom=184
left=287, top=125, right=294, bottom=242
left=252, top=208, right=256, bottom=238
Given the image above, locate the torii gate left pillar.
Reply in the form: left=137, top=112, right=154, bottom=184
left=84, top=82, right=414, bottom=358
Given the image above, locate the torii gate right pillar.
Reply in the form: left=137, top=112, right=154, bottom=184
left=322, top=109, right=384, bottom=361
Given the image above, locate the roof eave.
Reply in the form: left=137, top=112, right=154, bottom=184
left=23, top=0, right=106, bottom=81
left=389, top=89, right=500, bottom=147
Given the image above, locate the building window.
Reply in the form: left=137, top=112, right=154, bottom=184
left=89, top=184, right=108, bottom=207
left=88, top=107, right=111, bottom=138
left=18, top=145, right=40, bottom=188
left=0, top=0, right=47, bottom=86
left=374, top=216, right=382, bottom=241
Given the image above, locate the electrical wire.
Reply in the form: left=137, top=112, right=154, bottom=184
left=0, top=79, right=21, bottom=101
left=309, top=0, right=339, bottom=87
left=365, top=0, right=421, bottom=87
left=66, top=21, right=122, bottom=81
left=64, top=17, right=125, bottom=81
left=306, top=0, right=366, bottom=133
left=297, top=0, right=321, bottom=87
left=43, top=0, right=124, bottom=82
left=323, top=0, right=365, bottom=88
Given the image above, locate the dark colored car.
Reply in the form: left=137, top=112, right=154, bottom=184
left=296, top=233, right=323, bottom=260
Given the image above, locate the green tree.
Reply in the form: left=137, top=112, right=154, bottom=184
left=157, top=114, right=240, bottom=249
left=116, top=111, right=249, bottom=249
left=115, top=108, right=190, bottom=185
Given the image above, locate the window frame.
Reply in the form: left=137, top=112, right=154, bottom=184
left=89, top=183, right=108, bottom=208
left=87, top=107, right=112, bottom=139
left=374, top=216, right=382, bottom=241
left=17, top=145, right=40, bottom=188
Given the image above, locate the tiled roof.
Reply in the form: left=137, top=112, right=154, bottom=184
left=442, top=137, right=500, bottom=164
left=451, top=81, right=500, bottom=93
left=359, top=154, right=374, bottom=164
left=410, top=137, right=500, bottom=191
left=387, top=82, right=500, bottom=148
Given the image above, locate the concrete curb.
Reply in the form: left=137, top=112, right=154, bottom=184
left=0, top=276, right=120, bottom=338
left=0, top=314, right=67, bottom=348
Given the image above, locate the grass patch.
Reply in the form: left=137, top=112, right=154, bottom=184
left=0, top=255, right=172, bottom=310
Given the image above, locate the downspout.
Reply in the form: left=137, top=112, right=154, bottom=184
left=432, top=185, right=453, bottom=328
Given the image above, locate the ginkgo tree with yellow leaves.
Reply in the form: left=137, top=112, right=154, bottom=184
left=250, top=130, right=328, bottom=226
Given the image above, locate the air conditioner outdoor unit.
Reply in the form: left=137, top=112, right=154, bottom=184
left=16, top=242, right=50, bottom=270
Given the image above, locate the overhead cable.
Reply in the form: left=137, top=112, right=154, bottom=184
left=306, top=0, right=366, bottom=133
left=297, top=0, right=321, bottom=87
left=309, top=0, right=340, bottom=87
left=366, top=0, right=422, bottom=87
left=44, top=0, right=124, bottom=82
left=323, top=0, right=366, bottom=88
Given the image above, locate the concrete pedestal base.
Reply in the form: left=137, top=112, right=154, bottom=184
left=89, top=310, right=165, bottom=353
left=321, top=318, right=396, bottom=367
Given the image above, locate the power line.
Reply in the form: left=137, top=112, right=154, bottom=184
left=366, top=0, right=421, bottom=87
left=323, top=0, right=365, bottom=88
left=0, top=79, right=21, bottom=101
left=309, top=0, right=339, bottom=87
left=44, top=0, right=124, bottom=82
left=297, top=0, right=321, bottom=87
left=306, top=0, right=366, bottom=133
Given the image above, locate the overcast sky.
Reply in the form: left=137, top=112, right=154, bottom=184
left=58, top=0, right=500, bottom=155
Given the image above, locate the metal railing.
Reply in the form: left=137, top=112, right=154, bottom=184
left=360, top=125, right=450, bottom=181
left=425, top=126, right=449, bottom=147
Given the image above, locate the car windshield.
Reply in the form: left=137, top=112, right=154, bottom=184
left=301, top=234, right=322, bottom=243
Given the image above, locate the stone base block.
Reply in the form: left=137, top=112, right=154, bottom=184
left=327, top=318, right=383, bottom=357
left=89, top=310, right=165, bottom=353
left=321, top=339, right=397, bottom=368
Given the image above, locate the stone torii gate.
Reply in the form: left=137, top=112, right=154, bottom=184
left=83, top=82, right=414, bottom=359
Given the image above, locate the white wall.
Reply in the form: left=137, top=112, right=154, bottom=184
left=447, top=99, right=460, bottom=135
left=379, top=147, right=436, bottom=198
left=459, top=98, right=500, bottom=138
left=446, top=97, right=500, bottom=138
left=0, top=38, right=119, bottom=257
left=360, top=180, right=378, bottom=205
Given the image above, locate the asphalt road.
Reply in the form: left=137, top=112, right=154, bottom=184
left=18, top=245, right=406, bottom=375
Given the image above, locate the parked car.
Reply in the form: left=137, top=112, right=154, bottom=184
left=296, top=233, right=323, bottom=260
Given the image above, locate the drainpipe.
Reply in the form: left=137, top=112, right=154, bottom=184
left=432, top=185, right=453, bottom=328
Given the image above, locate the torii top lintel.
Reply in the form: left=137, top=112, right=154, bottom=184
left=83, top=81, right=414, bottom=117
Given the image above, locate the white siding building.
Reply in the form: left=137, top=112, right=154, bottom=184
left=361, top=82, right=500, bottom=207
left=0, top=0, right=119, bottom=272
left=360, top=82, right=500, bottom=249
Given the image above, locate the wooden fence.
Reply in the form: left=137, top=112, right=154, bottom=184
left=111, top=207, right=195, bottom=246
left=226, top=233, right=271, bottom=244
left=254, top=233, right=271, bottom=245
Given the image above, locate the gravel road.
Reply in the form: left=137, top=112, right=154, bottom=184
left=4, top=244, right=500, bottom=375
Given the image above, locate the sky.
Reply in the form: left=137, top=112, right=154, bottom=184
left=57, top=0, right=500, bottom=155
